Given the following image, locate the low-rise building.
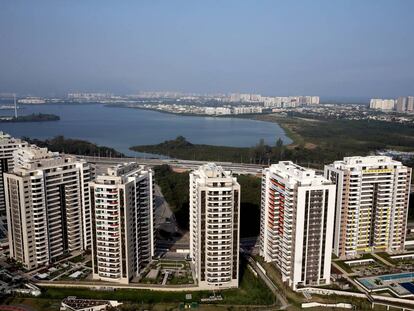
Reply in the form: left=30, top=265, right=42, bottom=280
left=60, top=297, right=121, bottom=311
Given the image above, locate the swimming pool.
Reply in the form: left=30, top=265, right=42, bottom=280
left=400, top=282, right=414, bottom=294
left=357, top=272, right=414, bottom=297
left=379, top=272, right=414, bottom=281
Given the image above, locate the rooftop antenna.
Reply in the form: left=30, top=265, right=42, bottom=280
left=13, top=93, right=18, bottom=118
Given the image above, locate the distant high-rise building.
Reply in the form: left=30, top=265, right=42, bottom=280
left=90, top=163, right=154, bottom=284
left=311, top=96, right=320, bottom=105
left=67, top=93, right=114, bottom=101
left=396, top=97, right=407, bottom=112
left=260, top=161, right=335, bottom=290
left=407, top=96, right=414, bottom=112
left=325, top=156, right=411, bottom=259
left=0, top=132, right=28, bottom=226
left=369, top=99, right=395, bottom=111
left=189, top=163, right=240, bottom=290
left=229, top=93, right=241, bottom=102
left=5, top=146, right=92, bottom=270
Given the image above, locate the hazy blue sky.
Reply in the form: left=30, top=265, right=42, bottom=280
left=0, top=0, right=413, bottom=99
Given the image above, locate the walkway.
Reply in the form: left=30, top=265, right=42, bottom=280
left=244, top=254, right=289, bottom=310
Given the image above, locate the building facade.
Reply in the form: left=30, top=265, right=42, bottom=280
left=369, top=99, right=395, bottom=111
left=325, top=156, right=411, bottom=259
left=90, top=163, right=154, bottom=284
left=5, top=146, right=92, bottom=270
left=189, top=163, right=240, bottom=290
left=0, top=132, right=28, bottom=228
left=260, top=161, right=335, bottom=290
left=396, top=97, right=407, bottom=112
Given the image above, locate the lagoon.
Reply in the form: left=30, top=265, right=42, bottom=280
left=0, top=104, right=291, bottom=156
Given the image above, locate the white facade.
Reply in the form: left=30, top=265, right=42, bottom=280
left=325, top=156, right=411, bottom=259
left=369, top=99, right=395, bottom=111
left=260, top=161, right=335, bottom=290
left=189, top=163, right=240, bottom=290
left=0, top=132, right=28, bottom=227
left=204, top=107, right=232, bottom=115
left=91, top=163, right=154, bottom=284
left=407, top=96, right=414, bottom=112
left=17, top=97, right=46, bottom=104
left=232, top=106, right=263, bottom=114
left=5, top=146, right=92, bottom=270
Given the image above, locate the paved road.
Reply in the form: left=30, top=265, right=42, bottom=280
left=72, top=155, right=264, bottom=175
left=244, top=254, right=289, bottom=310
left=153, top=184, right=175, bottom=230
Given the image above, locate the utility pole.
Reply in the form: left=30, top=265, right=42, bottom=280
left=14, top=94, right=18, bottom=118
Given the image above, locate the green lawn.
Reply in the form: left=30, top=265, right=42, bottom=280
left=332, top=260, right=354, bottom=274
left=39, top=259, right=274, bottom=306
left=374, top=252, right=397, bottom=265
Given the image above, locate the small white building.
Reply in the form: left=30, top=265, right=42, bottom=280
left=60, top=297, right=121, bottom=311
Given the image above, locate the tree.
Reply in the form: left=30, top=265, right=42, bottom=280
left=273, top=138, right=285, bottom=161
left=275, top=138, right=283, bottom=148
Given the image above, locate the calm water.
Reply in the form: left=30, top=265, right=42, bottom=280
left=0, top=104, right=291, bottom=156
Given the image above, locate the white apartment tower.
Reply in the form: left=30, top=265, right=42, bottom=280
left=5, top=146, right=92, bottom=270
left=369, top=99, right=395, bottom=111
left=325, top=156, right=411, bottom=259
left=189, top=163, right=240, bottom=290
left=0, top=132, right=28, bottom=226
left=90, top=163, right=154, bottom=284
left=260, top=161, right=335, bottom=290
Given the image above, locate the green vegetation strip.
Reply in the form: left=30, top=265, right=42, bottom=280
left=132, top=115, right=414, bottom=169
left=0, top=113, right=60, bottom=122
left=154, top=164, right=262, bottom=237
left=40, top=262, right=274, bottom=306
left=25, top=136, right=125, bottom=157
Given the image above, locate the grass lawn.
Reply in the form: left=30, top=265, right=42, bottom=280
left=39, top=259, right=275, bottom=306
left=360, top=253, right=377, bottom=260
left=0, top=297, right=61, bottom=311
left=374, top=252, right=397, bottom=265
left=253, top=255, right=303, bottom=309
left=332, top=260, right=354, bottom=274
left=254, top=255, right=377, bottom=311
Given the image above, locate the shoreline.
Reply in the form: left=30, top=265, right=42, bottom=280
left=106, top=103, right=297, bottom=146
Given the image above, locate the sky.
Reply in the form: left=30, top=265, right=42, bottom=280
left=0, top=0, right=413, bottom=100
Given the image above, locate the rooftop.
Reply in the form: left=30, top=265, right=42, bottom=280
left=331, top=155, right=404, bottom=169
left=94, top=162, right=150, bottom=185
left=61, top=296, right=121, bottom=310
left=11, top=145, right=83, bottom=173
left=0, top=131, right=27, bottom=145
left=194, top=163, right=231, bottom=179
left=268, top=161, right=331, bottom=186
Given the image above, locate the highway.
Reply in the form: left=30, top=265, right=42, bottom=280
left=71, top=155, right=265, bottom=175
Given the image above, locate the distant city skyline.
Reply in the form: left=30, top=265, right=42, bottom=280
left=1, top=0, right=413, bottom=99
